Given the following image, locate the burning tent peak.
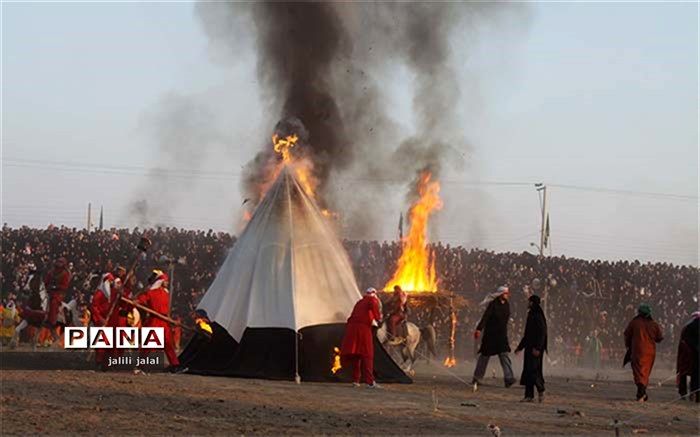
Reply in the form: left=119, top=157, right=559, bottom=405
left=384, top=169, right=443, bottom=293
left=243, top=117, right=338, bottom=224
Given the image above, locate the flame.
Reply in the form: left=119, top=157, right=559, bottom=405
left=443, top=356, right=456, bottom=368
left=331, top=347, right=342, bottom=374
left=268, top=133, right=337, bottom=219
left=272, top=134, right=298, bottom=163
left=443, top=306, right=457, bottom=368
left=384, top=170, right=443, bottom=292
left=195, top=317, right=213, bottom=335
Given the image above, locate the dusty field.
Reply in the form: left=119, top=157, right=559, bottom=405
left=1, top=361, right=698, bottom=436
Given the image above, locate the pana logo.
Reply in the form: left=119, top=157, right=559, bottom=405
left=64, top=327, right=165, bottom=349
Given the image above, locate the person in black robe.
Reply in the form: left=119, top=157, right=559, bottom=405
left=677, top=312, right=699, bottom=402
left=471, top=286, right=516, bottom=390
left=515, top=294, right=548, bottom=402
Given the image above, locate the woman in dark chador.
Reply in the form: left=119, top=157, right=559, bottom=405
left=515, top=294, right=548, bottom=403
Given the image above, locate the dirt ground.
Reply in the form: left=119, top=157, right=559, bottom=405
left=1, top=360, right=698, bottom=436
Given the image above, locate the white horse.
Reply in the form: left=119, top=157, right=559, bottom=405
left=377, top=321, right=437, bottom=375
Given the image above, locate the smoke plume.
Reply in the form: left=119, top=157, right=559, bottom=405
left=195, top=2, right=525, bottom=234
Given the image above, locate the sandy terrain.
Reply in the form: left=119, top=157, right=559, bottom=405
left=1, top=359, right=698, bottom=436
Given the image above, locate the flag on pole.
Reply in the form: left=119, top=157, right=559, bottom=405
left=99, top=206, right=104, bottom=231
left=398, top=212, right=404, bottom=240
left=543, top=213, right=550, bottom=248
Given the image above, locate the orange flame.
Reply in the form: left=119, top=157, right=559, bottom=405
left=443, top=356, right=456, bottom=368
left=195, top=318, right=213, bottom=335
left=384, top=170, right=442, bottom=292
left=443, top=307, right=457, bottom=368
left=266, top=133, right=336, bottom=219
left=331, top=346, right=342, bottom=374
left=272, top=134, right=298, bottom=163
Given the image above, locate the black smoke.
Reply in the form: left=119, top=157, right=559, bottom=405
left=196, top=2, right=526, bottom=233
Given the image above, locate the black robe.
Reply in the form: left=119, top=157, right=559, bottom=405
left=476, top=298, right=511, bottom=356
left=516, top=304, right=548, bottom=387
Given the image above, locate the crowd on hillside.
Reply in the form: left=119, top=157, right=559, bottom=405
left=2, top=226, right=697, bottom=368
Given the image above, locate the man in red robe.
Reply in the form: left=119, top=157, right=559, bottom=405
left=44, top=257, right=71, bottom=330
left=340, top=287, right=382, bottom=388
left=90, top=273, right=117, bottom=370
left=624, top=303, right=663, bottom=402
left=136, top=270, right=181, bottom=371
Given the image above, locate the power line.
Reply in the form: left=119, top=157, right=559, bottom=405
left=4, top=157, right=696, bottom=201
left=549, top=183, right=697, bottom=201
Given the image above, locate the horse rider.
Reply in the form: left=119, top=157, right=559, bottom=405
left=387, top=285, right=410, bottom=346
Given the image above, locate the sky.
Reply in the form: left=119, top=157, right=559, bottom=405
left=2, top=2, right=698, bottom=265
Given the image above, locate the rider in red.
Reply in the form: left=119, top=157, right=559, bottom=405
left=387, top=285, right=409, bottom=346
left=341, top=287, right=382, bottom=388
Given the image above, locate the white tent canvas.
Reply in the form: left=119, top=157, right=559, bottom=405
left=197, top=166, right=362, bottom=342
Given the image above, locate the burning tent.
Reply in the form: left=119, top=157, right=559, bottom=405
left=179, top=166, right=410, bottom=383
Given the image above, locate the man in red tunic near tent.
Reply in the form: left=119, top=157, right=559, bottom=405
left=43, top=257, right=71, bottom=343
left=136, top=270, right=181, bottom=372
left=341, top=287, right=382, bottom=388
left=624, top=303, right=663, bottom=402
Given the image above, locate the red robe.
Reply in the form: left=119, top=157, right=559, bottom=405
left=91, top=287, right=127, bottom=367
left=136, top=287, right=179, bottom=366
left=624, top=315, right=663, bottom=386
left=90, top=289, right=111, bottom=327
left=44, top=269, right=71, bottom=326
left=341, top=295, right=381, bottom=359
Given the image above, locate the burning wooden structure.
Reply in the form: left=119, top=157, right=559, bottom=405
left=378, top=291, right=469, bottom=367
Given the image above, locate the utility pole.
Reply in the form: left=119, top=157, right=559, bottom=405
left=535, top=183, right=550, bottom=340
left=535, top=184, right=547, bottom=256
left=86, top=203, right=92, bottom=231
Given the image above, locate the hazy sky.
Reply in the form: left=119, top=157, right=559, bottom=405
left=2, top=2, right=697, bottom=265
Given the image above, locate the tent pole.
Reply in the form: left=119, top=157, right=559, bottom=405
left=294, top=331, right=300, bottom=385
left=285, top=170, right=301, bottom=384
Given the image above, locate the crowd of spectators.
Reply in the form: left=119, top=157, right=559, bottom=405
left=2, top=226, right=697, bottom=368
left=348, top=240, right=698, bottom=367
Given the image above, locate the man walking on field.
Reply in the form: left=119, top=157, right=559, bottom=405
left=624, top=303, right=663, bottom=402
left=515, top=295, right=548, bottom=403
left=472, top=286, right=516, bottom=391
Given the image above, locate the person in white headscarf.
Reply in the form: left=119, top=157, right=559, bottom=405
left=472, top=286, right=516, bottom=391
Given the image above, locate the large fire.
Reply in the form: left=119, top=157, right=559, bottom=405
left=384, top=170, right=443, bottom=293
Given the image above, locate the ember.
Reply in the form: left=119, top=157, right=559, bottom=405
left=384, top=170, right=443, bottom=293
left=331, top=347, right=342, bottom=374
